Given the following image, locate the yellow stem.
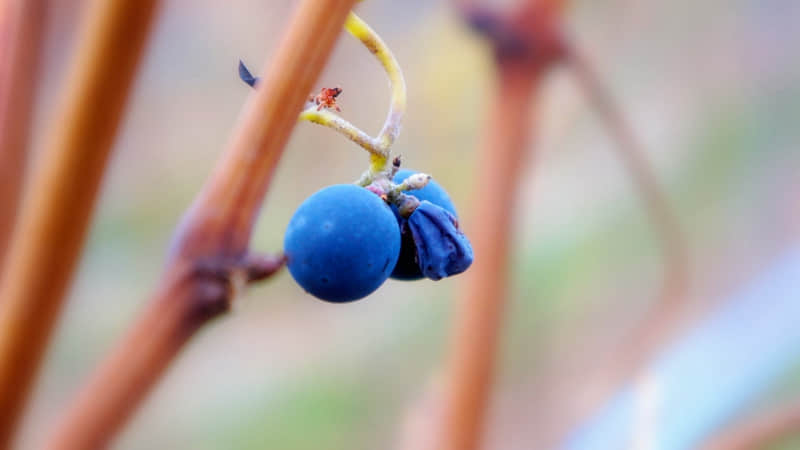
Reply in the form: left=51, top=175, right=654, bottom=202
left=298, top=106, right=382, bottom=156
left=344, top=11, right=406, bottom=154
left=297, top=11, right=407, bottom=183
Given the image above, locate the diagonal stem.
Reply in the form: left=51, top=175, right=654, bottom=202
left=45, top=1, right=358, bottom=448
left=0, top=0, right=161, bottom=446
left=565, top=40, right=689, bottom=383
left=0, top=0, right=46, bottom=272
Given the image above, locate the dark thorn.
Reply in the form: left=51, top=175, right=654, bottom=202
left=244, top=252, right=286, bottom=283
left=238, top=60, right=259, bottom=88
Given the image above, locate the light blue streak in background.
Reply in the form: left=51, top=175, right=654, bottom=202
left=567, top=247, right=800, bottom=450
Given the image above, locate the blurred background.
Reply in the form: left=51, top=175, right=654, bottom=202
left=16, top=0, right=800, bottom=448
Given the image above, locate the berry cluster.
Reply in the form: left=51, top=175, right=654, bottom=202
left=284, top=169, right=473, bottom=303
left=240, top=12, right=473, bottom=302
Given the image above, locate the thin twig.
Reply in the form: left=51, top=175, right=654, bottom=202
left=0, top=0, right=161, bottom=446
left=430, top=2, right=567, bottom=449
left=700, top=401, right=800, bottom=450
left=0, top=0, right=46, bottom=270
left=564, top=40, right=689, bottom=396
left=518, top=36, right=691, bottom=449
left=46, top=1, right=357, bottom=448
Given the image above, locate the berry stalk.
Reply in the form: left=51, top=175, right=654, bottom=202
left=241, top=11, right=432, bottom=212
left=297, top=11, right=407, bottom=181
left=344, top=12, right=406, bottom=154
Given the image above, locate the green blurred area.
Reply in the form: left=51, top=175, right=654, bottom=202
left=17, top=0, right=800, bottom=448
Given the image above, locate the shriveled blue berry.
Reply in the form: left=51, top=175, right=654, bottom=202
left=390, top=169, right=458, bottom=280
left=406, top=201, right=473, bottom=280
left=284, top=184, right=400, bottom=302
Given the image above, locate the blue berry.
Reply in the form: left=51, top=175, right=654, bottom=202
left=284, top=184, right=400, bottom=302
left=390, top=169, right=460, bottom=280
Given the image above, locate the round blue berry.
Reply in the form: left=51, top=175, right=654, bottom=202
left=284, top=184, right=400, bottom=302
left=390, top=169, right=458, bottom=280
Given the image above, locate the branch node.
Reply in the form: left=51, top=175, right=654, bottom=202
left=461, top=3, right=565, bottom=67
left=184, top=261, right=235, bottom=322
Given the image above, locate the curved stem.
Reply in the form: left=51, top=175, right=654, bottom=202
left=299, top=106, right=382, bottom=157
left=293, top=11, right=406, bottom=182
left=344, top=12, right=406, bottom=154
left=565, top=40, right=689, bottom=376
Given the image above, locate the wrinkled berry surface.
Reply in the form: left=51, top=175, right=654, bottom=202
left=407, top=201, right=473, bottom=280
left=390, top=169, right=458, bottom=280
left=285, top=184, right=400, bottom=302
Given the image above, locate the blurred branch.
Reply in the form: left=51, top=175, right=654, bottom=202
left=563, top=39, right=689, bottom=395
left=45, top=0, right=357, bottom=448
left=509, top=33, right=690, bottom=449
left=0, top=0, right=160, bottom=446
left=437, top=67, right=542, bottom=450
left=516, top=34, right=691, bottom=449
left=701, top=401, right=800, bottom=450
left=0, top=0, right=46, bottom=271
left=413, top=1, right=688, bottom=448
left=428, top=2, right=567, bottom=449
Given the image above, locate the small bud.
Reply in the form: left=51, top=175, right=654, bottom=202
left=403, top=173, right=432, bottom=191
left=390, top=156, right=402, bottom=178
left=397, top=193, right=421, bottom=217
